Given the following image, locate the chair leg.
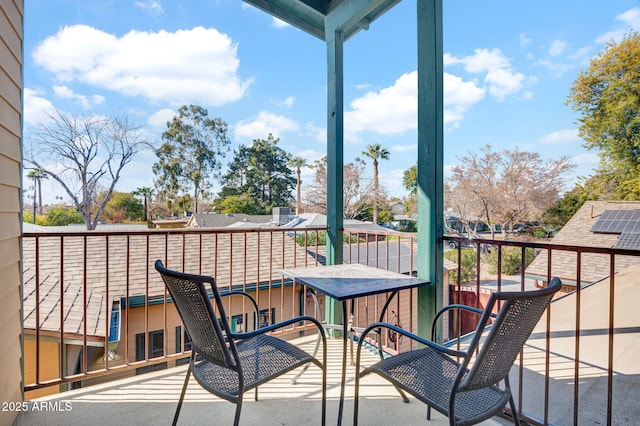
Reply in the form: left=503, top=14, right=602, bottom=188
left=233, top=397, right=243, bottom=426
left=508, top=395, right=521, bottom=426
left=173, top=363, right=192, bottom=426
left=427, top=405, right=431, bottom=420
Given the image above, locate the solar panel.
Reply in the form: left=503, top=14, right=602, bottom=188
left=591, top=210, right=640, bottom=234
left=613, top=233, right=640, bottom=250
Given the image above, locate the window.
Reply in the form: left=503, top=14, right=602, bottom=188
left=231, top=314, right=244, bottom=333
left=259, top=308, right=275, bottom=328
left=175, top=326, right=192, bottom=353
left=175, top=326, right=192, bottom=366
left=135, top=330, right=166, bottom=374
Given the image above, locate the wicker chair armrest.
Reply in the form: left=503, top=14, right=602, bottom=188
left=359, top=321, right=466, bottom=358
left=231, top=315, right=326, bottom=340
left=219, top=290, right=259, bottom=330
left=431, top=304, right=497, bottom=340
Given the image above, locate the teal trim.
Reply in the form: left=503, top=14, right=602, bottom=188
left=122, top=279, right=296, bottom=309
left=416, top=0, right=444, bottom=341
left=324, top=26, right=345, bottom=332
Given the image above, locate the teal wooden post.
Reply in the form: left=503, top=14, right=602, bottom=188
left=416, top=0, right=444, bottom=341
left=324, top=27, right=345, bottom=331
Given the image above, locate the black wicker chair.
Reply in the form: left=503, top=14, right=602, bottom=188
left=155, top=260, right=327, bottom=426
left=353, top=277, right=562, bottom=426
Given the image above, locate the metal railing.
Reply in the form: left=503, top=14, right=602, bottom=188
left=21, top=226, right=640, bottom=425
left=443, top=234, right=640, bottom=426
left=21, top=227, right=326, bottom=395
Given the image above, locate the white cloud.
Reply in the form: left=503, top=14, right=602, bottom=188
left=536, top=59, right=572, bottom=76
left=379, top=169, right=407, bottom=197
left=548, top=39, right=567, bottom=56
left=344, top=70, right=486, bottom=138
left=52, top=85, right=104, bottom=109
left=23, top=88, right=56, bottom=125
left=296, top=148, right=324, bottom=163
left=391, top=144, right=417, bottom=153
left=280, top=96, right=295, bottom=108
left=570, top=152, right=599, bottom=183
left=305, top=123, right=326, bottom=143
left=134, top=0, right=164, bottom=15
left=234, top=111, right=300, bottom=141
left=447, top=48, right=528, bottom=102
left=345, top=72, right=417, bottom=137
left=148, top=108, right=176, bottom=130
left=272, top=17, right=290, bottom=28
left=540, top=128, right=580, bottom=144
left=596, top=7, right=640, bottom=43
left=519, top=33, right=532, bottom=46
left=33, top=25, right=252, bottom=106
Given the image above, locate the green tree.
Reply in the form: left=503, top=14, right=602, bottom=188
left=27, top=169, right=48, bottom=215
left=217, top=194, right=263, bottom=215
left=153, top=105, right=231, bottom=213
left=542, top=186, right=589, bottom=230
left=27, top=111, right=148, bottom=230
left=217, top=134, right=295, bottom=214
left=402, top=164, right=417, bottom=195
left=44, top=205, right=84, bottom=226
left=98, top=191, right=144, bottom=223
left=444, top=249, right=477, bottom=284
left=362, top=143, right=390, bottom=224
left=289, top=156, right=308, bottom=215
left=132, top=187, right=154, bottom=222
left=402, top=164, right=418, bottom=217
left=567, top=32, right=640, bottom=200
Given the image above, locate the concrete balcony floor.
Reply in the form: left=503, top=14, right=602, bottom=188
left=16, top=336, right=507, bottom=426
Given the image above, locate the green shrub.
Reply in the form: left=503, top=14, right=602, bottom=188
left=295, top=230, right=327, bottom=247
left=44, top=206, right=84, bottom=226
left=444, top=249, right=477, bottom=283
left=294, top=230, right=367, bottom=247
left=486, top=247, right=536, bottom=275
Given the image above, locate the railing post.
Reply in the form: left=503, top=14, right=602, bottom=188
left=324, top=22, right=345, bottom=334
left=416, top=0, right=444, bottom=341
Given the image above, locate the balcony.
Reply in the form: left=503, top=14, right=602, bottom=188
left=19, top=226, right=640, bottom=425
left=15, top=336, right=510, bottom=425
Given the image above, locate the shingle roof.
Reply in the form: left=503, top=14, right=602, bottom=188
left=525, top=201, right=640, bottom=285
left=22, top=230, right=323, bottom=338
left=188, top=212, right=273, bottom=228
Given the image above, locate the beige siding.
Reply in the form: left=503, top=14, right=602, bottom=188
left=0, top=1, right=24, bottom=424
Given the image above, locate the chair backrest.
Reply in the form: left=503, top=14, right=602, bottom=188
left=155, top=260, right=237, bottom=369
left=458, top=277, right=562, bottom=392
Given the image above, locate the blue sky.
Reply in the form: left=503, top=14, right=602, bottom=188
left=23, top=0, right=640, bottom=206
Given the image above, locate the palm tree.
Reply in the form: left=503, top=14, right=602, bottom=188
left=289, top=156, right=308, bottom=215
left=132, top=187, right=154, bottom=222
left=27, top=169, right=48, bottom=215
left=362, top=143, right=390, bottom=223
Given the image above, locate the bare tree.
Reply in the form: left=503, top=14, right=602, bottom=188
left=305, top=156, right=373, bottom=219
left=448, top=145, right=574, bottom=238
left=27, top=111, right=149, bottom=230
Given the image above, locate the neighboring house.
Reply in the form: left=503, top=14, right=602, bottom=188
left=186, top=212, right=273, bottom=228
left=151, top=217, right=190, bottom=229
left=389, top=202, right=405, bottom=216
left=525, top=201, right=640, bottom=289
left=285, top=212, right=391, bottom=235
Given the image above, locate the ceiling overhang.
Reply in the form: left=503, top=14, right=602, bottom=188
left=243, top=0, right=401, bottom=41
